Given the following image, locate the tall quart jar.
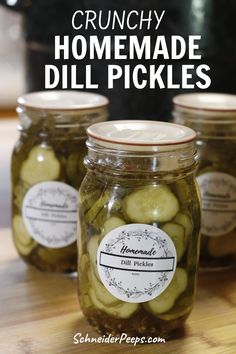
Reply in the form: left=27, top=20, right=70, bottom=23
left=173, top=93, right=236, bottom=269
left=12, top=91, right=109, bottom=273
left=78, top=120, right=201, bottom=338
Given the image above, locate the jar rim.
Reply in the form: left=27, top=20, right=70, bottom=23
left=18, top=90, right=109, bottom=111
left=87, top=120, right=196, bottom=152
left=173, top=93, right=236, bottom=116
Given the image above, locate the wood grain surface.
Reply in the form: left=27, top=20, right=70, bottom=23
left=0, top=228, right=236, bottom=354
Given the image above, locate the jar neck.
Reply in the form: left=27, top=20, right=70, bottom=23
left=85, top=140, right=198, bottom=180
left=174, top=109, right=236, bottom=140
left=17, top=106, right=108, bottom=139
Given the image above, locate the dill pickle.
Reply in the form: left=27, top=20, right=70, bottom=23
left=197, top=140, right=236, bottom=269
left=12, top=91, right=108, bottom=273
left=173, top=213, right=193, bottom=243
left=88, top=288, right=139, bottom=319
left=102, top=216, right=126, bottom=236
left=123, top=185, right=179, bottom=223
left=78, top=120, right=200, bottom=338
left=161, top=223, right=186, bottom=261
left=144, top=268, right=187, bottom=315
left=12, top=136, right=83, bottom=273
left=12, top=215, right=36, bottom=256
left=79, top=174, right=200, bottom=337
left=88, top=268, right=120, bottom=306
left=20, top=145, right=61, bottom=185
left=85, top=191, right=111, bottom=225
left=173, top=93, right=236, bottom=269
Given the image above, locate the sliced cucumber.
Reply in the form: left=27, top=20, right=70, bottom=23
left=89, top=288, right=139, bottom=319
left=13, top=215, right=32, bottom=245
left=174, top=179, right=191, bottom=205
left=20, top=145, right=60, bottom=185
left=123, top=185, right=179, bottom=223
left=144, top=268, right=187, bottom=315
left=14, top=238, right=36, bottom=256
left=87, top=235, right=100, bottom=279
left=102, top=216, right=126, bottom=236
left=173, top=213, right=193, bottom=242
left=13, top=182, right=30, bottom=211
left=157, top=306, right=191, bottom=321
left=208, top=231, right=236, bottom=258
left=174, top=268, right=188, bottom=295
left=88, top=268, right=119, bottom=306
left=144, top=287, right=175, bottom=314
left=12, top=215, right=36, bottom=256
left=161, top=222, right=185, bottom=261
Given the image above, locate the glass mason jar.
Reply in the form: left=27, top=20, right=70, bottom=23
left=78, top=120, right=201, bottom=338
left=173, top=93, right=236, bottom=269
left=12, top=90, right=109, bottom=273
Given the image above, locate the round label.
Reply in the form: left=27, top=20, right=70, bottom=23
left=97, top=224, right=177, bottom=303
left=197, top=172, right=236, bottom=236
left=22, top=181, right=78, bottom=248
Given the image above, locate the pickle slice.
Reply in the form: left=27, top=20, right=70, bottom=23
left=12, top=215, right=36, bottom=256
left=208, top=231, right=236, bottom=258
left=13, top=182, right=30, bottom=211
left=123, top=185, right=179, bottom=223
left=88, top=268, right=119, bottom=306
left=87, top=235, right=100, bottom=279
left=13, top=215, right=32, bottom=245
left=144, top=268, right=187, bottom=315
left=102, top=216, right=126, bottom=236
left=157, top=306, right=191, bottom=321
left=161, top=222, right=185, bottom=261
left=174, top=179, right=191, bottom=206
left=173, top=213, right=193, bottom=242
left=14, top=238, right=35, bottom=257
left=20, top=145, right=60, bottom=185
left=89, top=288, right=139, bottom=319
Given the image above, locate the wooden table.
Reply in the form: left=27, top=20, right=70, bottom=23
left=0, top=228, right=236, bottom=354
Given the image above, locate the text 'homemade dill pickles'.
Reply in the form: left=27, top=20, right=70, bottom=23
left=78, top=120, right=201, bottom=338
left=173, top=93, right=236, bottom=269
left=12, top=91, right=108, bottom=273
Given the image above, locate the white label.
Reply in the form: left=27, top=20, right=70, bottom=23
left=22, top=181, right=78, bottom=248
left=97, top=224, right=177, bottom=303
left=197, top=172, right=236, bottom=236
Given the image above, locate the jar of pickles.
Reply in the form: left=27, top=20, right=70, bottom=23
left=173, top=93, right=236, bottom=269
left=78, top=120, right=201, bottom=338
left=12, top=90, right=109, bottom=273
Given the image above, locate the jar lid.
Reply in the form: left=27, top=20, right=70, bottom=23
left=173, top=93, right=236, bottom=114
left=87, top=120, right=196, bottom=151
left=18, top=90, right=109, bottom=111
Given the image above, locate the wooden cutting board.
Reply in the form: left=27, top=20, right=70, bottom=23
left=0, top=228, right=236, bottom=354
